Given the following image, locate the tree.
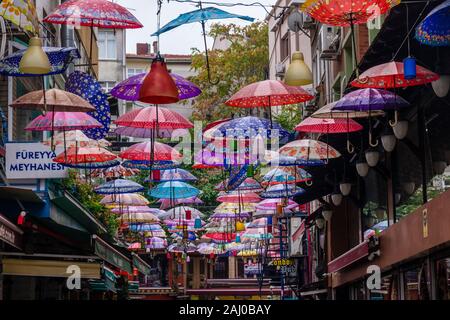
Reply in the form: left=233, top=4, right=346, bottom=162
left=190, top=22, right=269, bottom=121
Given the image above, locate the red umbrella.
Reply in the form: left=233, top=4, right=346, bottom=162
left=53, top=146, right=117, bottom=164
left=351, top=61, right=440, bottom=88
left=204, top=118, right=231, bottom=132
left=119, top=141, right=182, bottom=162
left=225, top=80, right=313, bottom=108
left=25, top=112, right=102, bottom=131
left=217, top=192, right=261, bottom=204
left=295, top=117, right=363, bottom=133
left=203, top=232, right=236, bottom=242
left=114, top=106, right=193, bottom=129
left=43, top=0, right=143, bottom=29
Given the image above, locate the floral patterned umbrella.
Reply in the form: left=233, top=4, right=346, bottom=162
left=351, top=61, right=440, bottom=88
left=301, top=0, right=400, bottom=26
left=42, top=130, right=110, bottom=148
left=43, top=0, right=143, bottom=29
left=0, top=47, right=80, bottom=77
left=214, top=202, right=256, bottom=214
left=91, top=165, right=139, bottom=178
left=148, top=169, right=197, bottom=182
left=111, top=73, right=201, bottom=101
left=0, top=0, right=39, bottom=34
left=295, top=117, right=363, bottom=133
left=101, top=193, right=149, bottom=206
left=25, top=112, right=101, bottom=131
left=333, top=88, right=410, bottom=111
left=121, top=160, right=181, bottom=171
left=94, top=179, right=144, bottom=195
left=415, top=0, right=450, bottom=46
left=217, top=192, right=261, bottom=203
left=53, top=146, right=117, bottom=164
left=279, top=139, right=341, bottom=161
left=114, top=126, right=188, bottom=139
left=262, top=166, right=312, bottom=186
left=114, top=106, right=193, bottom=129
left=260, top=184, right=303, bottom=199
left=225, top=80, right=313, bottom=108
left=119, top=141, right=182, bottom=162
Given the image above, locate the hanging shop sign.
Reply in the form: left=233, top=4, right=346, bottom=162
left=270, top=258, right=296, bottom=273
left=244, top=261, right=260, bottom=275
left=5, top=142, right=68, bottom=179
left=289, top=217, right=305, bottom=257
left=0, top=213, right=23, bottom=250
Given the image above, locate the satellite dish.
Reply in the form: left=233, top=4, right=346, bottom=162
left=287, top=10, right=303, bottom=33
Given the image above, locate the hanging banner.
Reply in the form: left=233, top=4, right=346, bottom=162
left=5, top=142, right=68, bottom=179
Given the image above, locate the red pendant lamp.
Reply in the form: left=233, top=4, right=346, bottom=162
left=139, top=53, right=180, bottom=104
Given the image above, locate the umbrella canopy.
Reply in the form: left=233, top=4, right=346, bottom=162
left=301, top=0, right=399, bottom=26
left=415, top=0, right=450, bottom=46
left=311, top=102, right=385, bottom=119
left=111, top=206, right=162, bottom=215
left=167, top=243, right=197, bottom=253
left=351, top=61, right=440, bottom=88
left=146, top=237, right=167, bottom=250
left=0, top=0, right=39, bottom=33
left=279, top=139, right=341, bottom=160
left=53, top=146, right=116, bottom=164
left=295, top=117, right=363, bottom=133
left=10, top=88, right=96, bottom=112
left=43, top=130, right=110, bottom=148
left=91, top=165, right=139, bottom=178
left=122, top=160, right=181, bottom=171
left=262, top=167, right=312, bottom=186
left=260, top=184, right=303, bottom=199
left=95, top=179, right=144, bottom=195
left=25, top=112, right=101, bottom=131
left=43, top=0, right=143, bottom=29
left=121, top=212, right=159, bottom=224
left=225, top=80, right=313, bottom=108
left=158, top=197, right=203, bottom=210
left=111, top=73, right=201, bottom=101
left=114, top=106, right=193, bottom=129
left=114, top=126, right=188, bottom=139
left=63, top=159, right=120, bottom=169
left=210, top=212, right=251, bottom=219
left=263, top=150, right=325, bottom=167
left=214, top=202, right=256, bottom=214
left=333, top=88, right=410, bottom=111
left=256, top=198, right=300, bottom=211
left=0, top=47, right=80, bottom=77
left=151, top=169, right=197, bottom=182
left=119, top=141, right=182, bottom=162
left=203, top=232, right=236, bottom=243
left=101, top=193, right=149, bottom=206
left=204, top=116, right=289, bottom=140
left=241, top=228, right=272, bottom=240
left=149, top=181, right=200, bottom=199
left=163, top=206, right=204, bottom=220
left=152, top=7, right=253, bottom=36
left=217, top=192, right=261, bottom=204
left=215, top=178, right=263, bottom=192
left=129, top=224, right=164, bottom=232
left=247, top=218, right=269, bottom=229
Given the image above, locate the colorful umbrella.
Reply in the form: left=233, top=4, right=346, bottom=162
left=10, top=88, right=95, bottom=112
left=111, top=73, right=201, bottom=101
left=333, top=88, right=410, bottom=111
left=53, top=146, right=116, bottom=164
left=241, top=228, right=272, bottom=240
left=94, top=179, right=144, bottom=195
left=295, top=117, right=363, bottom=133
left=225, top=80, right=313, bottom=108
left=150, top=169, right=197, bottom=182
left=129, top=224, right=164, bottom=232
left=0, top=47, right=80, bottom=77
left=163, top=206, right=204, bottom=220
left=210, top=212, right=251, bottom=219
left=121, top=160, right=181, bottom=171
left=415, top=0, right=450, bottom=46
left=43, top=0, right=143, bottom=29
left=114, top=106, right=193, bottom=129
left=119, top=141, right=182, bottom=162
left=263, top=150, right=325, bottom=167
left=256, top=199, right=300, bottom=211
left=203, top=232, right=236, bottom=243
left=127, top=242, right=141, bottom=250
left=260, top=184, right=303, bottom=199
left=214, top=202, right=256, bottom=214
left=111, top=206, right=161, bottom=215
left=66, top=71, right=111, bottom=140
left=25, top=112, right=101, bottom=131
left=167, top=243, right=197, bottom=253
left=121, top=212, right=159, bottom=224
left=63, top=159, right=120, bottom=169
left=149, top=181, right=200, bottom=199
left=204, top=116, right=289, bottom=140
left=301, top=0, right=399, bottom=26
left=145, top=237, right=167, bottom=250
left=0, top=0, right=39, bottom=33
left=43, top=130, right=110, bottom=148
left=278, top=139, right=341, bottom=161
left=158, top=197, right=203, bottom=210
left=351, top=61, right=440, bottom=88
left=114, top=126, right=189, bottom=139
left=215, top=177, right=263, bottom=192
left=91, top=165, right=139, bottom=178
left=101, top=193, right=149, bottom=206
left=217, top=192, right=261, bottom=204
left=310, top=102, right=385, bottom=119
left=247, top=218, right=269, bottom=229
left=262, top=167, right=311, bottom=186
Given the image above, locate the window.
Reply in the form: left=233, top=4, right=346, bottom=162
left=127, top=68, right=145, bottom=78
left=280, top=33, right=290, bottom=62
left=436, top=257, right=450, bottom=300
left=98, top=30, right=116, bottom=59
left=404, top=262, right=430, bottom=300
left=100, top=81, right=116, bottom=93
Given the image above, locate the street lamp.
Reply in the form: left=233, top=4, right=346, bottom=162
left=393, top=120, right=409, bottom=140
left=284, top=52, right=313, bottom=86
left=331, top=191, right=343, bottom=206
left=339, top=181, right=352, bottom=196
left=322, top=207, right=333, bottom=222
left=315, top=217, right=325, bottom=229
left=356, top=158, right=369, bottom=177
left=381, top=126, right=397, bottom=152
left=19, top=37, right=51, bottom=74
left=365, top=148, right=380, bottom=167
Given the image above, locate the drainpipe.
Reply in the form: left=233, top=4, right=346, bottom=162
left=61, top=0, right=75, bottom=76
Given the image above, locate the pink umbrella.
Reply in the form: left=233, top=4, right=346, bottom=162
left=119, top=141, right=182, bottom=162
left=217, top=192, right=261, bottom=203
left=158, top=197, right=203, bottom=210
left=114, top=106, right=193, bottom=129
left=256, top=199, right=300, bottom=211
left=100, top=193, right=149, bottom=206
left=115, top=126, right=189, bottom=139
left=247, top=218, right=269, bottom=229
left=25, top=112, right=102, bottom=131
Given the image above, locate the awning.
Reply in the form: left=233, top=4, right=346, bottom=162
left=92, top=235, right=132, bottom=273
left=2, top=258, right=101, bottom=278
left=0, top=186, right=44, bottom=203
left=0, top=213, right=23, bottom=250
left=132, top=253, right=151, bottom=276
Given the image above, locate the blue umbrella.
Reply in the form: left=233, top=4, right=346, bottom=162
left=149, top=181, right=200, bottom=199
left=129, top=224, right=164, bottom=232
left=0, top=47, right=80, bottom=77
left=122, top=160, right=180, bottom=170
left=95, top=179, right=144, bottom=195
left=147, top=169, right=197, bottom=182
left=416, top=0, right=450, bottom=46
left=62, top=160, right=121, bottom=169
left=152, top=6, right=254, bottom=83
left=260, top=184, right=305, bottom=199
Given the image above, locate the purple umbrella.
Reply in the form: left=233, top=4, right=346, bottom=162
left=333, top=88, right=410, bottom=112
left=210, top=212, right=251, bottom=219
left=111, top=73, right=201, bottom=101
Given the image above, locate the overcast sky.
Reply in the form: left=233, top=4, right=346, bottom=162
left=115, top=0, right=273, bottom=54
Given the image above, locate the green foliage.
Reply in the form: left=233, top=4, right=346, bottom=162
left=190, top=167, right=224, bottom=216
left=396, top=186, right=443, bottom=218
left=190, top=22, right=269, bottom=121
left=62, top=171, right=119, bottom=236
left=273, top=104, right=303, bottom=131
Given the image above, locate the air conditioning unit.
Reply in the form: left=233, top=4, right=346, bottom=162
left=319, top=26, right=341, bottom=60
left=275, top=63, right=286, bottom=77
left=301, top=13, right=316, bottom=29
